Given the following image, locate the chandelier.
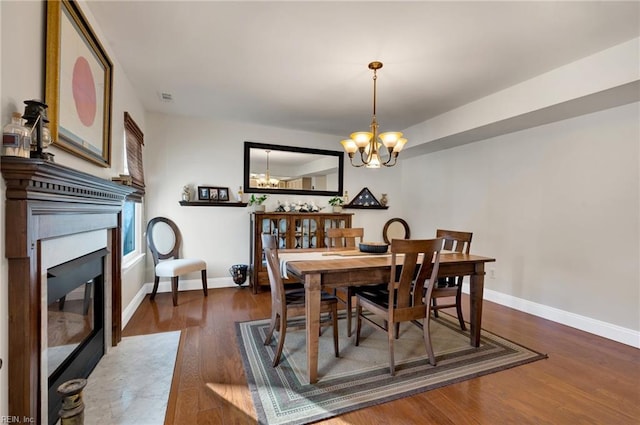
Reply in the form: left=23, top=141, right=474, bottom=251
left=257, top=150, right=279, bottom=188
left=340, top=61, right=407, bottom=168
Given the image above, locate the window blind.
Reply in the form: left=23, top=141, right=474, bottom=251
left=123, top=112, right=145, bottom=201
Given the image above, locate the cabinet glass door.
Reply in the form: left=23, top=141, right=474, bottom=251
left=295, top=217, right=319, bottom=248
left=277, top=218, right=288, bottom=248
left=324, top=218, right=348, bottom=247
left=261, top=218, right=278, bottom=235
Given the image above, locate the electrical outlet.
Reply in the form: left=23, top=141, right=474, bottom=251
left=489, top=269, right=496, bottom=279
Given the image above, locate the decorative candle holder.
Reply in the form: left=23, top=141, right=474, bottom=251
left=22, top=99, right=54, bottom=161
left=57, top=378, right=87, bottom=425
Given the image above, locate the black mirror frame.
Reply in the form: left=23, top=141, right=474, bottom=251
left=243, top=141, right=344, bottom=197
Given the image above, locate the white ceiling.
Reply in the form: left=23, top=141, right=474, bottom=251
left=85, top=1, right=640, bottom=138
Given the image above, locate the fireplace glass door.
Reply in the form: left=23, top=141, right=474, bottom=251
left=46, top=248, right=107, bottom=425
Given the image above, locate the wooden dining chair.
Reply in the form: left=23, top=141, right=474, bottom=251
left=262, top=234, right=339, bottom=367
left=355, top=238, right=442, bottom=375
left=146, top=217, right=208, bottom=306
left=326, top=227, right=364, bottom=337
left=431, top=229, right=473, bottom=330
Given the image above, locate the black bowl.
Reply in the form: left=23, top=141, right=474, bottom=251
left=359, top=242, right=389, bottom=254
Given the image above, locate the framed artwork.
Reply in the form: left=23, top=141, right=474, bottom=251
left=45, top=0, right=113, bottom=167
left=198, top=187, right=210, bottom=200
left=197, top=186, right=228, bottom=202
left=217, top=187, right=229, bottom=201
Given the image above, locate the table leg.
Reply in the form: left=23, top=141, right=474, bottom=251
left=305, top=273, right=321, bottom=384
left=469, top=262, right=485, bottom=347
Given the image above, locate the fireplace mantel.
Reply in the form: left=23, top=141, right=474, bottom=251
left=1, top=157, right=134, bottom=423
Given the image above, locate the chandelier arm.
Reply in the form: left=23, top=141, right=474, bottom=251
left=382, top=153, right=399, bottom=167
left=381, top=146, right=395, bottom=164
left=348, top=154, right=367, bottom=167
left=358, top=149, right=371, bottom=165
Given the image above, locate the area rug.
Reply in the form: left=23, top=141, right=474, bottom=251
left=236, top=314, right=546, bottom=425
left=82, top=331, right=181, bottom=425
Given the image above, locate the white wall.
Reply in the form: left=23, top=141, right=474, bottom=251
left=143, top=112, right=403, bottom=284
left=403, top=102, right=640, bottom=333
left=0, top=0, right=146, bottom=417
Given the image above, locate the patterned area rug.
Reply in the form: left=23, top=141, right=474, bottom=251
left=236, top=314, right=547, bottom=425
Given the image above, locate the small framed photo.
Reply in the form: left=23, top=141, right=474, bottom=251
left=209, top=188, right=219, bottom=201
left=217, top=187, right=229, bottom=201
left=197, top=186, right=210, bottom=200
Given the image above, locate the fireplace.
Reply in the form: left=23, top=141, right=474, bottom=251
left=1, top=157, right=134, bottom=424
left=45, top=248, right=108, bottom=425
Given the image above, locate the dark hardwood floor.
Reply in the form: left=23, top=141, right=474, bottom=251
left=123, top=287, right=640, bottom=424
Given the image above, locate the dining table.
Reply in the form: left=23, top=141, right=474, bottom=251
left=280, top=249, right=496, bottom=384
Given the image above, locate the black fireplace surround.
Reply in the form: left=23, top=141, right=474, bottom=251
left=46, top=248, right=107, bottom=425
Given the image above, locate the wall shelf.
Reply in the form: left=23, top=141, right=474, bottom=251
left=179, top=201, right=248, bottom=207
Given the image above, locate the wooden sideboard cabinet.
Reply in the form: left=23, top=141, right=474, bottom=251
left=250, top=211, right=353, bottom=293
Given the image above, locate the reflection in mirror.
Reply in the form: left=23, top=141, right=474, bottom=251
left=244, top=142, right=344, bottom=196
left=48, top=281, right=94, bottom=376
left=383, top=218, right=411, bottom=244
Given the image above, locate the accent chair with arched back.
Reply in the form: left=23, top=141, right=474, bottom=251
left=146, top=217, right=208, bottom=306
left=382, top=218, right=411, bottom=244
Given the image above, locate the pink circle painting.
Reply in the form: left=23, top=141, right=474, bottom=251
left=72, top=56, right=97, bottom=127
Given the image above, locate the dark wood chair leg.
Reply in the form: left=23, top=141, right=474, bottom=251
left=355, top=302, right=363, bottom=346
left=150, top=276, right=160, bottom=301
left=332, top=304, right=339, bottom=357
left=346, top=288, right=353, bottom=337
left=171, top=276, right=179, bottom=306
left=423, top=316, right=436, bottom=366
left=201, top=269, right=208, bottom=296
left=455, top=283, right=466, bottom=331
left=264, top=311, right=278, bottom=345
left=273, top=312, right=287, bottom=367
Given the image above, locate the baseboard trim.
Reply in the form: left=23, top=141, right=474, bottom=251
left=463, top=284, right=639, bottom=348
left=121, top=278, right=243, bottom=328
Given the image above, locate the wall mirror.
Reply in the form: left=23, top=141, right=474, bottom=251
left=244, top=141, right=344, bottom=196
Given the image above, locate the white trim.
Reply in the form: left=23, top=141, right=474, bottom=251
left=463, top=284, right=640, bottom=348
left=122, top=284, right=148, bottom=329
left=122, top=252, right=145, bottom=271
left=121, top=277, right=241, bottom=328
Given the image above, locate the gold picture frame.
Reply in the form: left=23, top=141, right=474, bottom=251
left=46, top=0, right=113, bottom=167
